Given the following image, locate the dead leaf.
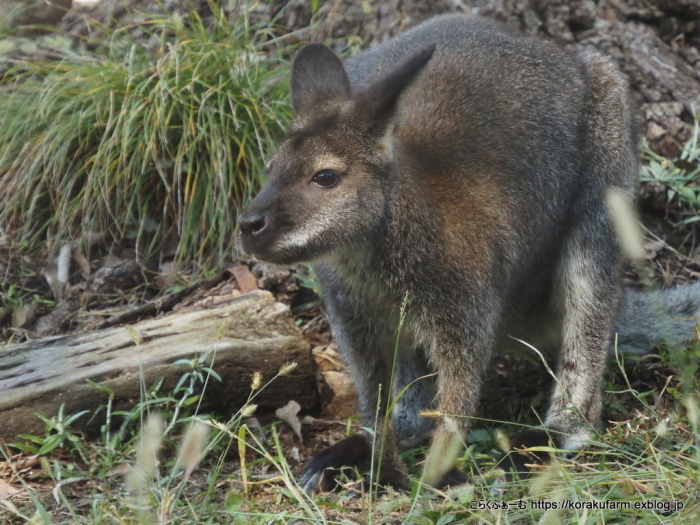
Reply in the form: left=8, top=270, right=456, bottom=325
left=321, top=370, right=356, bottom=397
left=56, top=243, right=72, bottom=288
left=230, top=266, right=258, bottom=294
left=0, top=479, right=23, bottom=499
left=11, top=300, right=39, bottom=328
left=312, top=346, right=346, bottom=370
left=105, top=463, right=131, bottom=478
left=42, top=261, right=62, bottom=301
left=643, top=240, right=665, bottom=258
left=14, top=455, right=40, bottom=471
left=275, top=400, right=303, bottom=442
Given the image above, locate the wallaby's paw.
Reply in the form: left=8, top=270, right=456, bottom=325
left=502, top=428, right=554, bottom=480
left=300, top=434, right=371, bottom=494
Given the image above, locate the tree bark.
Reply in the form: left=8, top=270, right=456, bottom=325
left=0, top=290, right=317, bottom=441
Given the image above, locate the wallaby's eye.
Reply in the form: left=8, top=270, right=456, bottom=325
left=311, top=169, right=340, bottom=188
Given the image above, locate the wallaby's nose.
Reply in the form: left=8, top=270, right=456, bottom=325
left=238, top=211, right=268, bottom=236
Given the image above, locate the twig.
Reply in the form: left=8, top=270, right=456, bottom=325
left=53, top=477, right=91, bottom=505
left=94, top=272, right=227, bottom=329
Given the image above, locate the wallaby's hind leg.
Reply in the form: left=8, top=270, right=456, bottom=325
left=509, top=217, right=622, bottom=474
left=547, top=220, right=622, bottom=444
left=509, top=50, right=636, bottom=474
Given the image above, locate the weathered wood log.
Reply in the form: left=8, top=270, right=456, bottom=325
left=0, top=290, right=317, bottom=441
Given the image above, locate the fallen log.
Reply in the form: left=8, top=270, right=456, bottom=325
left=0, top=290, right=317, bottom=441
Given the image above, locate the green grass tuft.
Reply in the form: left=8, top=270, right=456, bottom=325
left=0, top=2, right=291, bottom=267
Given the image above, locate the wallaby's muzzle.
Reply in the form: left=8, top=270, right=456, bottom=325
left=236, top=185, right=305, bottom=264
left=236, top=205, right=276, bottom=261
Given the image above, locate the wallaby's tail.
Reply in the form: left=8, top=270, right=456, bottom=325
left=613, top=281, right=700, bottom=355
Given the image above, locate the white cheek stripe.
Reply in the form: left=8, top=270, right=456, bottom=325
left=276, top=228, right=315, bottom=251
left=274, top=194, right=354, bottom=252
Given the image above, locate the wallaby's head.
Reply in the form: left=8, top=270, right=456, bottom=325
left=237, top=42, right=435, bottom=264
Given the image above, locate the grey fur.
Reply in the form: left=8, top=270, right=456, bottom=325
left=237, top=14, right=698, bottom=490
left=614, top=281, right=700, bottom=355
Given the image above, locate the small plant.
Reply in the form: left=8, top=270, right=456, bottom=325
left=640, top=117, right=700, bottom=225
left=10, top=404, right=89, bottom=457
left=1, top=283, right=23, bottom=308
left=295, top=265, right=322, bottom=297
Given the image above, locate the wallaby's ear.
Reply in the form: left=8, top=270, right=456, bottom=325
left=291, top=43, right=352, bottom=115
left=356, top=44, right=436, bottom=134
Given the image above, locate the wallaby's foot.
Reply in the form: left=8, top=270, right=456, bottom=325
left=502, top=426, right=594, bottom=480
left=300, top=434, right=408, bottom=494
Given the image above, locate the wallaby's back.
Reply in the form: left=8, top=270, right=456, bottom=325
left=345, top=14, right=634, bottom=318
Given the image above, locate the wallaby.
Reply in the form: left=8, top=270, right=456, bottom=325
left=237, top=14, right=699, bottom=492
